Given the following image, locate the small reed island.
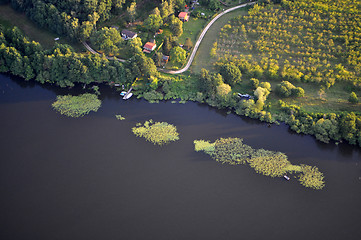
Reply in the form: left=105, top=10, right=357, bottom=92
left=132, top=120, right=180, bottom=146
left=52, top=93, right=101, bottom=118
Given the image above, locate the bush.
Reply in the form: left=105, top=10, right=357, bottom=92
left=348, top=92, right=359, bottom=103
left=143, top=90, right=164, bottom=103
left=220, top=63, right=242, bottom=86
left=291, top=87, right=305, bottom=97
left=52, top=93, right=101, bottom=117
left=250, top=78, right=259, bottom=89
left=259, top=82, right=271, bottom=91
left=276, top=81, right=305, bottom=98
left=276, top=81, right=295, bottom=97
left=170, top=46, right=187, bottom=65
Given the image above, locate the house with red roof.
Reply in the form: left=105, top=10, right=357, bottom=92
left=143, top=42, right=157, bottom=53
left=178, top=12, right=189, bottom=22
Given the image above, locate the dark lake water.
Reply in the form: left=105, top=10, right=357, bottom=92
left=1, top=73, right=361, bottom=240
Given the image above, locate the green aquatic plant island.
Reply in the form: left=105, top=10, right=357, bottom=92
left=132, top=120, right=179, bottom=146
left=52, top=93, right=101, bottom=118
left=194, top=138, right=325, bottom=189
left=115, top=115, right=125, bottom=120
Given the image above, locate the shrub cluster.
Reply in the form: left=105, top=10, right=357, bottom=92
left=276, top=81, right=305, bottom=98
left=279, top=101, right=361, bottom=146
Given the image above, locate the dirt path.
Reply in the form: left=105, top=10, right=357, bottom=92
left=82, top=41, right=126, bottom=62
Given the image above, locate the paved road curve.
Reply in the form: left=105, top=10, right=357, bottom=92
left=162, top=1, right=256, bottom=74
left=83, top=2, right=256, bottom=73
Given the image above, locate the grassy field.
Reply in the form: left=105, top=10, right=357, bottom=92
left=178, top=17, right=207, bottom=46
left=0, top=4, right=85, bottom=52
left=191, top=8, right=249, bottom=73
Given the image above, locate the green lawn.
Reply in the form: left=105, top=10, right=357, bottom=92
left=191, top=8, right=249, bottom=73
left=178, top=17, right=207, bottom=46
left=0, top=4, right=85, bottom=51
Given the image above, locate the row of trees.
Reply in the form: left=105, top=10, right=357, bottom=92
left=279, top=101, right=361, bottom=146
left=0, top=26, right=135, bottom=87
left=214, top=1, right=361, bottom=89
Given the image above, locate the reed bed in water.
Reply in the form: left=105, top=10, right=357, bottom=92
left=132, top=120, right=179, bottom=146
left=194, top=137, right=325, bottom=189
left=52, top=93, right=101, bottom=118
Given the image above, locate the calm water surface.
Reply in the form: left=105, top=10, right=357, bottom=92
left=0, top=74, right=360, bottom=240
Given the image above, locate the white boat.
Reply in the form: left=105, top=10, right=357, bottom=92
left=120, top=91, right=127, bottom=96
left=284, top=175, right=290, bottom=181
left=123, top=92, right=133, bottom=100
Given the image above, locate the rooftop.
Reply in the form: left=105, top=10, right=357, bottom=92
left=178, top=12, right=188, bottom=18
left=121, top=29, right=137, bottom=38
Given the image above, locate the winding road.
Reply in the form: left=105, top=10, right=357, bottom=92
left=163, top=1, right=256, bottom=74
left=83, top=2, right=256, bottom=74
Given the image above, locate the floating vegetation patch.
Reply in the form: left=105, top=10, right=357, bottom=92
left=194, top=140, right=215, bottom=153
left=52, top=93, right=101, bottom=118
left=212, top=138, right=254, bottom=165
left=115, top=114, right=125, bottom=120
left=194, top=137, right=325, bottom=189
left=247, top=150, right=290, bottom=177
left=132, top=120, right=179, bottom=145
left=298, top=165, right=325, bottom=190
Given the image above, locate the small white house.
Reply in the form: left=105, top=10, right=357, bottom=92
left=121, top=30, right=138, bottom=40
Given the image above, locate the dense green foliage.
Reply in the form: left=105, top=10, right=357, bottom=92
left=0, top=26, right=127, bottom=87
left=194, top=137, right=325, bottom=189
left=90, top=27, right=123, bottom=55
left=144, top=14, right=163, bottom=32
left=348, top=92, right=359, bottom=104
left=4, top=0, right=125, bottom=40
left=199, top=0, right=221, bottom=12
left=170, top=46, right=187, bottom=65
left=215, top=1, right=361, bottom=89
left=275, top=81, right=305, bottom=98
left=219, top=63, right=242, bottom=86
left=278, top=101, right=361, bottom=146
left=132, top=119, right=179, bottom=145
left=52, top=93, right=101, bottom=117
left=210, top=1, right=361, bottom=147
